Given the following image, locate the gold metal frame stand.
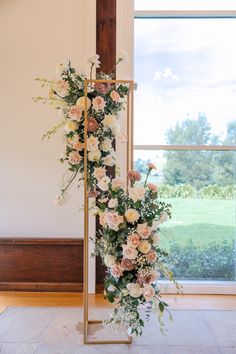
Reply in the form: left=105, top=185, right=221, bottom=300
left=83, top=79, right=134, bottom=344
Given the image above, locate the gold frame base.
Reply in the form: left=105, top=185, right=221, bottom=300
left=84, top=320, right=132, bottom=345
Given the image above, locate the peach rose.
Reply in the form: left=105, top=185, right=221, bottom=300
left=142, top=284, right=155, bottom=301
left=87, top=117, right=99, bottom=132
left=102, top=211, right=124, bottom=231
left=110, top=264, right=123, bottom=278
left=68, top=151, right=82, bottom=165
left=138, top=240, right=151, bottom=254
left=125, top=209, right=140, bottom=224
left=150, top=270, right=161, bottom=282
left=137, top=223, right=152, bottom=239
left=147, top=183, right=158, bottom=193
left=102, top=155, right=115, bottom=167
left=146, top=250, right=158, bottom=263
left=110, top=90, right=120, bottom=102
left=68, top=105, right=82, bottom=121
left=122, top=244, right=138, bottom=260
left=120, top=258, right=134, bottom=271
left=92, top=96, right=106, bottom=112
left=127, top=234, right=140, bottom=248
left=147, top=162, right=156, bottom=170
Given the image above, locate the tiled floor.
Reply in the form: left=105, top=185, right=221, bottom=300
left=0, top=307, right=235, bottom=354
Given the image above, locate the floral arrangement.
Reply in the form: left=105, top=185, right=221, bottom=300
left=34, top=54, right=180, bottom=337
left=33, top=52, right=130, bottom=203
left=93, top=165, right=180, bottom=336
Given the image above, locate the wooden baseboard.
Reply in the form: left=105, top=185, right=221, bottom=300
left=0, top=238, right=83, bottom=292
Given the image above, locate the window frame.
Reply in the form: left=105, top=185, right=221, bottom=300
left=133, top=7, right=236, bottom=294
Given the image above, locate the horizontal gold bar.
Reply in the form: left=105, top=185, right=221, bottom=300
left=85, top=79, right=133, bottom=84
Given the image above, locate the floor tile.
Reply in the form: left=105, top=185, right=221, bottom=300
left=202, top=311, right=236, bottom=347
left=128, top=345, right=167, bottom=353
left=0, top=343, right=37, bottom=354
left=165, top=345, right=222, bottom=354
left=0, top=307, right=57, bottom=343
left=35, top=344, right=129, bottom=354
left=133, top=310, right=217, bottom=346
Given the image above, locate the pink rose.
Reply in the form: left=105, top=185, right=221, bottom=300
left=110, top=264, right=123, bottom=278
left=147, top=183, right=158, bottom=193
left=137, top=223, right=152, bottom=239
left=102, top=211, right=124, bottom=231
left=89, top=189, right=100, bottom=198
left=127, top=234, right=140, bottom=248
left=128, top=170, right=141, bottom=182
left=122, top=245, right=138, bottom=260
left=142, top=284, right=155, bottom=301
left=87, top=117, right=99, bottom=132
left=150, top=270, right=160, bottom=282
left=72, top=141, right=84, bottom=151
left=110, top=90, right=120, bottom=102
left=69, top=106, right=82, bottom=121
left=54, top=79, right=69, bottom=97
left=94, top=82, right=111, bottom=94
left=68, top=151, right=82, bottom=165
left=111, top=178, right=125, bottom=190
left=92, top=96, right=106, bottom=112
left=120, top=258, right=134, bottom=271
left=146, top=250, right=158, bottom=263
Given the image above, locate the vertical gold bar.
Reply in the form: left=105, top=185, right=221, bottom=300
left=130, top=82, right=134, bottom=170
left=83, top=79, right=89, bottom=343
left=126, top=91, right=130, bottom=189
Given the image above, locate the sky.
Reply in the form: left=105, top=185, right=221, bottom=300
left=134, top=18, right=236, bottom=146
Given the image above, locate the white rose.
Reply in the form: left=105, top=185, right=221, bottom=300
left=88, top=150, right=101, bottom=162
left=76, top=96, right=91, bottom=110
left=103, top=114, right=117, bottom=128
left=104, top=255, right=116, bottom=268
left=107, top=285, right=117, bottom=292
left=65, top=120, right=78, bottom=133
left=93, top=167, right=106, bottom=181
left=87, top=135, right=99, bottom=151
left=122, top=245, right=138, bottom=260
left=128, top=186, right=146, bottom=202
left=97, top=176, right=111, bottom=191
left=102, top=154, right=115, bottom=167
left=108, top=198, right=118, bottom=209
left=111, top=123, right=120, bottom=136
left=100, top=138, right=112, bottom=152
left=127, top=283, right=142, bottom=298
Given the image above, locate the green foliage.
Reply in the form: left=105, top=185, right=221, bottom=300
left=200, top=185, right=236, bottom=200
left=166, top=239, right=235, bottom=280
left=158, top=184, right=196, bottom=199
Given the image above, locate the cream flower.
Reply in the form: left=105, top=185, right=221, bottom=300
left=108, top=198, right=118, bottom=209
left=125, top=209, right=140, bottom=224
left=117, top=49, right=129, bottom=63
left=104, top=254, right=116, bottom=268
left=55, top=61, right=68, bottom=76
left=100, top=138, right=112, bottom=152
left=92, top=96, right=106, bottom=112
left=142, top=284, right=155, bottom=302
left=107, top=285, right=117, bottom=292
left=54, top=79, right=69, bottom=97
left=110, top=264, right=123, bottom=278
left=76, top=96, right=91, bottom=110
left=138, top=240, right=151, bottom=254
left=87, top=53, right=101, bottom=68
left=103, top=114, right=117, bottom=129
left=122, top=245, right=138, bottom=260
left=88, top=150, right=101, bottom=162
left=128, top=186, right=146, bottom=202
left=87, top=135, right=99, bottom=151
left=93, top=167, right=106, bottom=181
left=137, top=223, right=152, bottom=239
left=97, top=176, right=111, bottom=191
left=65, top=120, right=78, bottom=133
left=127, top=283, right=142, bottom=298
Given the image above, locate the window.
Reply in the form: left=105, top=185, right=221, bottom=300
left=134, top=2, right=236, bottom=291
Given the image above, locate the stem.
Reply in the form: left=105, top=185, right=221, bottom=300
left=90, top=63, right=94, bottom=81
left=144, top=170, right=151, bottom=187
left=61, top=170, right=79, bottom=195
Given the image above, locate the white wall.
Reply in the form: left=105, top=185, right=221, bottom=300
left=0, top=0, right=96, bottom=237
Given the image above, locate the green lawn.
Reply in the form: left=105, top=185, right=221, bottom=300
left=159, top=198, right=235, bottom=249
